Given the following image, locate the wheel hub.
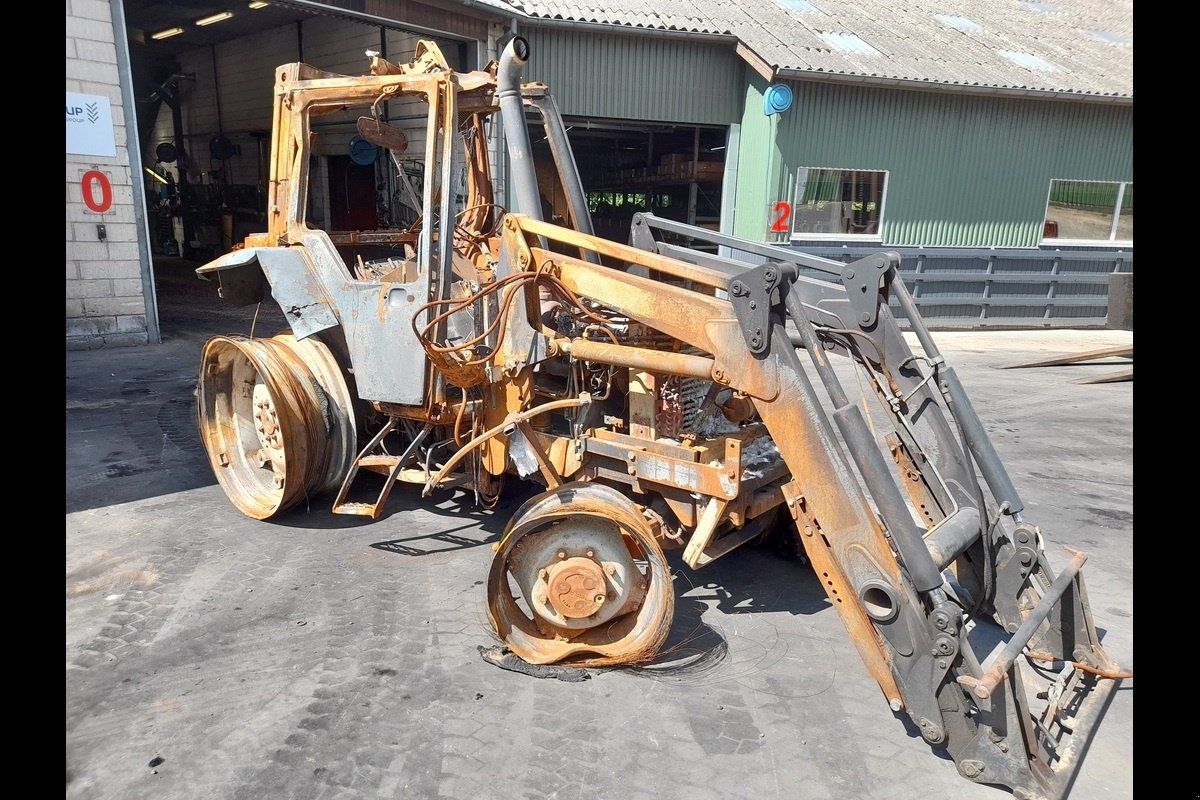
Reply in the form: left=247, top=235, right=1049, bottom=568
left=510, top=521, right=641, bottom=631
left=198, top=334, right=357, bottom=520
left=546, top=557, right=607, bottom=618
left=252, top=383, right=281, bottom=449
left=486, top=482, right=676, bottom=666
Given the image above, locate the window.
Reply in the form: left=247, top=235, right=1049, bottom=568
left=792, top=167, right=887, bottom=237
left=1042, top=180, right=1133, bottom=242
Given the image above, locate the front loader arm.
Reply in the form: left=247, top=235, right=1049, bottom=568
left=498, top=213, right=1126, bottom=800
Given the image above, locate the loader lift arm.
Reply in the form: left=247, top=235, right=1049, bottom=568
left=482, top=211, right=1128, bottom=800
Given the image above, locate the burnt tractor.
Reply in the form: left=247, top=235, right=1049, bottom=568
left=194, top=38, right=1127, bottom=799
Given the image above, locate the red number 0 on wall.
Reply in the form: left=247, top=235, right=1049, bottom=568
left=81, top=170, right=114, bottom=214
left=770, top=201, right=791, bottom=232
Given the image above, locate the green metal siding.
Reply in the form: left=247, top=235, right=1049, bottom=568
left=521, top=28, right=743, bottom=125
left=732, top=77, right=785, bottom=241
left=733, top=74, right=1133, bottom=247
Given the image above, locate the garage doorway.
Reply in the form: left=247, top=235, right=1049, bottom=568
left=530, top=118, right=728, bottom=245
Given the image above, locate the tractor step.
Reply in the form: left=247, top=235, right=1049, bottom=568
left=357, top=455, right=402, bottom=468
left=330, top=501, right=380, bottom=517
left=331, top=421, right=431, bottom=519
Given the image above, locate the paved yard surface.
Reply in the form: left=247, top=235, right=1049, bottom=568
left=67, top=263, right=1133, bottom=800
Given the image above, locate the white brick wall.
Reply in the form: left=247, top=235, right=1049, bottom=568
left=67, top=17, right=114, bottom=44
left=70, top=0, right=113, bottom=22
left=75, top=38, right=117, bottom=64
left=67, top=1, right=148, bottom=349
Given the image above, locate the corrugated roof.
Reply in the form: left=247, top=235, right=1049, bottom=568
left=462, top=0, right=523, bottom=13
left=491, top=0, right=1132, bottom=98
left=500, top=0, right=730, bottom=33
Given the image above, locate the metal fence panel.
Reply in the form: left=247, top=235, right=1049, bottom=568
left=726, top=243, right=1131, bottom=328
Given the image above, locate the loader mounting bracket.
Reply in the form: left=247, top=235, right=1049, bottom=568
left=841, top=251, right=901, bottom=328
left=728, top=261, right=797, bottom=355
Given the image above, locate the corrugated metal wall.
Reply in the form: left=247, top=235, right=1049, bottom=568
left=151, top=26, right=300, bottom=185
left=731, top=78, right=784, bottom=242
left=520, top=28, right=743, bottom=125
left=733, top=74, right=1133, bottom=248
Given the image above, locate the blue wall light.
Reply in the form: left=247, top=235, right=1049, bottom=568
left=763, top=84, right=794, bottom=116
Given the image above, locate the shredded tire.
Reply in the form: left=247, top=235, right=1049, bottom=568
left=477, top=645, right=592, bottom=682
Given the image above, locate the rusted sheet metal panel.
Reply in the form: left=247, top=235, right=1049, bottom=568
left=584, top=437, right=736, bottom=499
left=747, top=336, right=908, bottom=703
left=591, top=428, right=699, bottom=461
left=641, top=451, right=735, bottom=498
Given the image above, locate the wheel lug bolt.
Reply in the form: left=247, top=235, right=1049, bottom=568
left=556, top=551, right=566, bottom=560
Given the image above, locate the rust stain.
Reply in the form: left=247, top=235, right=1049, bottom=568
left=149, top=696, right=185, bottom=715
left=67, top=568, right=158, bottom=597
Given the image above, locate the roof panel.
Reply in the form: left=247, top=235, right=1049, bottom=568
left=777, top=0, right=819, bottom=11
left=935, top=14, right=982, bottom=31
left=498, top=0, right=1131, bottom=97
left=818, top=31, right=881, bottom=56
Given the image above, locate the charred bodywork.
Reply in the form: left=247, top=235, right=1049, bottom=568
left=194, top=39, right=1127, bottom=799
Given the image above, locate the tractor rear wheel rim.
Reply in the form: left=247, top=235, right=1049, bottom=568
left=197, top=335, right=353, bottom=519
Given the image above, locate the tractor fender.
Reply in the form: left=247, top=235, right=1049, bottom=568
left=196, top=246, right=340, bottom=340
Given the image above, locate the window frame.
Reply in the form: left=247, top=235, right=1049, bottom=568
left=1041, top=178, right=1133, bottom=245
left=789, top=166, right=889, bottom=241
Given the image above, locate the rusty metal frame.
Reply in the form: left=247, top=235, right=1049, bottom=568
left=500, top=213, right=910, bottom=701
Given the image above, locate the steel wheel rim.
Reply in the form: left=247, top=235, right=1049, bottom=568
left=197, top=335, right=354, bottom=519
left=487, top=482, right=674, bottom=666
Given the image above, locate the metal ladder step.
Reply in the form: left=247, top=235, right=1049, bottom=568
left=331, top=421, right=430, bottom=520
left=331, top=501, right=380, bottom=517
left=357, top=455, right=402, bottom=469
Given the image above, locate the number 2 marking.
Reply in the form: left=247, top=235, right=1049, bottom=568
left=771, top=201, right=791, bottom=232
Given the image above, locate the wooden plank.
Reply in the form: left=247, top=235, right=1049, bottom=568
left=1072, top=369, right=1133, bottom=385
left=1001, top=346, right=1132, bottom=369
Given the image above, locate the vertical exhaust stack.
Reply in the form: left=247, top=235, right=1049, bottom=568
left=498, top=37, right=543, bottom=222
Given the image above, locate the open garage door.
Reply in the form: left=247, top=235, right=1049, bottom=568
left=530, top=117, right=728, bottom=246
left=118, top=0, right=497, bottom=338
left=125, top=1, right=481, bottom=261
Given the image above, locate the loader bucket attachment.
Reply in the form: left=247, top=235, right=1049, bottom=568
left=611, top=212, right=1129, bottom=799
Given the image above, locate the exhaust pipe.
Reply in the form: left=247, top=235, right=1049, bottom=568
left=497, top=37, right=543, bottom=222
